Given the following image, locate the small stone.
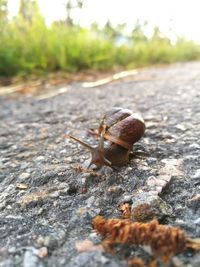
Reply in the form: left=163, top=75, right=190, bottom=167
left=8, top=247, right=16, bottom=253
left=107, top=185, right=123, bottom=194
left=119, top=194, right=133, bottom=203
left=194, top=218, right=200, bottom=225
left=20, top=162, right=30, bottom=170
left=0, top=259, right=14, bottom=267
left=164, top=138, right=176, bottom=144
left=131, top=191, right=173, bottom=221
left=36, top=247, right=48, bottom=258
left=65, top=156, right=72, bottom=162
left=192, top=169, right=200, bottom=179
left=89, top=232, right=99, bottom=241
left=146, top=175, right=171, bottom=194
left=1, top=158, right=10, bottom=164
left=146, top=157, right=157, bottom=164
left=23, top=250, right=43, bottom=267
left=57, top=182, right=70, bottom=192
left=160, top=159, right=183, bottom=177
left=16, top=183, right=28, bottom=190
left=146, top=121, right=158, bottom=128
left=172, top=257, right=184, bottom=267
left=75, top=240, right=102, bottom=252
left=35, top=156, right=45, bottom=162
left=175, top=124, right=188, bottom=131
left=42, top=230, right=66, bottom=249
left=185, top=154, right=198, bottom=160
left=51, top=159, right=59, bottom=164
left=18, top=172, right=30, bottom=181
left=49, top=191, right=60, bottom=198
left=68, top=250, right=126, bottom=267
left=86, top=196, right=95, bottom=207
left=186, top=194, right=200, bottom=210
left=189, top=143, right=200, bottom=149
left=0, top=201, right=7, bottom=210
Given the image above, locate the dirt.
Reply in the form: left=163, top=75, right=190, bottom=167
left=0, top=62, right=200, bottom=267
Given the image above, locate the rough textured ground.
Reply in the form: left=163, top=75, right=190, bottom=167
left=0, top=62, right=200, bottom=267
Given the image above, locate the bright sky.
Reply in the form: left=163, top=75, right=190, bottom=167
left=8, top=0, right=200, bottom=43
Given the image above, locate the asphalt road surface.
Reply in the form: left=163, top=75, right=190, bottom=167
left=0, top=62, right=200, bottom=267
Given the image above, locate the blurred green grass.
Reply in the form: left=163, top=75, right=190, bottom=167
left=1, top=11, right=200, bottom=78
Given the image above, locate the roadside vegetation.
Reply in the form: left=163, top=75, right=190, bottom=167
left=1, top=0, right=200, bottom=79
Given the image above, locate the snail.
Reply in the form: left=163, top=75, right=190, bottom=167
left=67, top=107, right=145, bottom=168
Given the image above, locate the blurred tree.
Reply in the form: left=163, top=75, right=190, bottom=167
left=91, top=22, right=99, bottom=32
left=19, top=0, right=40, bottom=23
left=0, top=0, right=8, bottom=27
left=152, top=26, right=163, bottom=40
left=131, top=20, right=148, bottom=42
left=103, top=21, right=126, bottom=39
left=151, top=26, right=171, bottom=44
left=103, top=21, right=117, bottom=39
left=65, top=0, right=84, bottom=26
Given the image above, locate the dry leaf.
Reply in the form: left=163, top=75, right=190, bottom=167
left=93, top=216, right=200, bottom=262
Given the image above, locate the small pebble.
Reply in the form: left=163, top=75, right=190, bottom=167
left=23, top=250, right=43, bottom=267
left=192, top=169, right=200, bottom=179
left=18, top=172, right=30, bottom=181
left=194, top=218, right=200, bottom=225
left=35, top=156, right=45, bottom=162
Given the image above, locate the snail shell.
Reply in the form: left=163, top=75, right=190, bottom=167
left=99, top=107, right=145, bottom=150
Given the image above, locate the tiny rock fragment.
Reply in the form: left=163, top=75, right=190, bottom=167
left=68, top=250, right=122, bottom=267
left=146, top=175, right=171, bottom=194
left=192, top=169, right=200, bottom=179
left=194, top=218, right=200, bottom=225
left=39, top=128, right=48, bottom=139
left=107, top=185, right=123, bottom=194
left=23, top=250, right=40, bottom=267
left=36, top=247, right=48, bottom=258
left=18, top=188, right=49, bottom=207
left=171, top=256, right=184, bottom=267
left=189, top=143, right=200, bottom=149
left=175, top=124, right=187, bottom=131
left=186, top=194, right=200, bottom=210
left=131, top=191, right=173, bottom=221
left=75, top=240, right=103, bottom=252
left=160, top=159, right=183, bottom=177
left=16, top=183, right=28, bottom=190
left=131, top=203, right=155, bottom=222
left=18, top=172, right=30, bottom=181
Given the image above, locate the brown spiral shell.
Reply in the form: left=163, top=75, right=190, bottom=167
left=99, top=107, right=145, bottom=150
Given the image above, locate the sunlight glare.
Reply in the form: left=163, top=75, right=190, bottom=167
left=7, top=0, right=200, bottom=43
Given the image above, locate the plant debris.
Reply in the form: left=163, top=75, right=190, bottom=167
left=127, top=257, right=146, bottom=267
left=93, top=216, right=200, bottom=262
left=126, top=257, right=157, bottom=267
left=72, top=165, right=99, bottom=175
left=120, top=203, right=132, bottom=219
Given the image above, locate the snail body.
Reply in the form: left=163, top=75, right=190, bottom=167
left=68, top=107, right=145, bottom=168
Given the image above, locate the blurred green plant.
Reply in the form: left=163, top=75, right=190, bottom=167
left=0, top=0, right=200, bottom=78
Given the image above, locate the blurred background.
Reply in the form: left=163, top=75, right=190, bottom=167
left=1, top=0, right=200, bottom=82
